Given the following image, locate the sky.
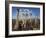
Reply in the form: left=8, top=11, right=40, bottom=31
left=12, top=7, right=40, bottom=19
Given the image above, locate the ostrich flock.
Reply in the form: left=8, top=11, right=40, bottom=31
left=12, top=9, right=40, bottom=31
